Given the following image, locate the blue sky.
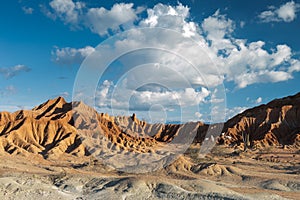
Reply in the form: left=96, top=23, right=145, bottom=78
left=0, top=0, right=300, bottom=123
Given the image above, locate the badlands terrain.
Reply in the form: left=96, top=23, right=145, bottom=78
left=0, top=93, right=299, bottom=199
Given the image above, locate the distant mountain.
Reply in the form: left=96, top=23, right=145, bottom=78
left=0, top=93, right=299, bottom=159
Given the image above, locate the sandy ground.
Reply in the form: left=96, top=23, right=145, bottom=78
left=0, top=145, right=299, bottom=200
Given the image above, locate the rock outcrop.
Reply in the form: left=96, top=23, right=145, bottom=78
left=0, top=97, right=85, bottom=158
left=219, top=92, right=300, bottom=148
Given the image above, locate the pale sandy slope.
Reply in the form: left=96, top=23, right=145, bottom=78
left=0, top=144, right=299, bottom=200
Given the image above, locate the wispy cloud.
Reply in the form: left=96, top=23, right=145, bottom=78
left=57, top=76, right=68, bottom=80
left=43, top=0, right=143, bottom=35
left=5, top=85, right=17, bottom=94
left=51, top=91, right=70, bottom=99
left=226, top=106, right=249, bottom=120
left=0, top=85, right=17, bottom=97
left=0, top=65, right=31, bottom=79
left=258, top=1, right=300, bottom=23
left=22, top=6, right=34, bottom=14
left=0, top=104, right=32, bottom=112
left=51, top=46, right=95, bottom=65
left=255, top=97, right=262, bottom=104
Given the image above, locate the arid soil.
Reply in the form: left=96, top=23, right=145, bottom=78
left=0, top=145, right=299, bottom=200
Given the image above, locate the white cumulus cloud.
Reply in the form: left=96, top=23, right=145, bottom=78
left=49, top=0, right=84, bottom=24
left=86, top=3, right=139, bottom=36
left=95, top=80, right=210, bottom=111
left=258, top=1, right=300, bottom=23
left=46, top=1, right=141, bottom=35
left=49, top=2, right=300, bottom=121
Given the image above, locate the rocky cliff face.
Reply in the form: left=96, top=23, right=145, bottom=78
left=0, top=97, right=203, bottom=159
left=0, top=97, right=86, bottom=158
left=219, top=93, right=300, bottom=149
left=0, top=92, right=299, bottom=159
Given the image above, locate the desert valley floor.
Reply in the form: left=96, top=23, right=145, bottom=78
left=0, top=145, right=299, bottom=200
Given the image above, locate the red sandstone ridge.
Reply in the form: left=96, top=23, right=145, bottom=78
left=219, top=92, right=300, bottom=149
left=0, top=97, right=204, bottom=159
left=0, top=92, right=299, bottom=159
left=0, top=97, right=86, bottom=158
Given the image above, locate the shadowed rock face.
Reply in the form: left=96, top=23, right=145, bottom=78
left=0, top=97, right=86, bottom=158
left=219, top=92, right=300, bottom=148
left=0, top=92, right=299, bottom=158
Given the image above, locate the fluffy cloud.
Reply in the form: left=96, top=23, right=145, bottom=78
left=46, top=0, right=141, bottom=35
left=202, top=10, right=234, bottom=50
left=95, top=80, right=210, bottom=111
left=45, top=1, right=300, bottom=87
left=131, top=87, right=210, bottom=108
left=288, top=60, right=300, bottom=73
left=140, top=3, right=197, bottom=37
left=86, top=3, right=139, bottom=36
left=48, top=0, right=84, bottom=24
left=52, top=46, right=95, bottom=65
left=112, top=7, right=296, bottom=89
left=0, top=65, right=31, bottom=79
left=258, top=1, right=300, bottom=23
left=234, top=70, right=293, bottom=89
left=52, top=2, right=300, bottom=122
